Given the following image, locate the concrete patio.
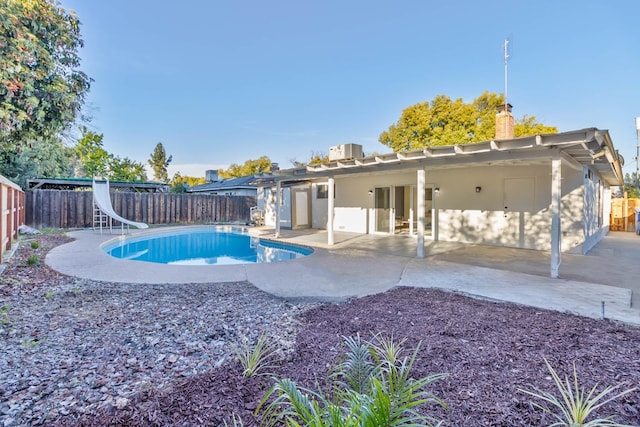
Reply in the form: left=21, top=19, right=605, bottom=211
left=46, top=227, right=640, bottom=325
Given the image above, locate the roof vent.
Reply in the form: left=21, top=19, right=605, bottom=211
left=205, top=170, right=220, bottom=183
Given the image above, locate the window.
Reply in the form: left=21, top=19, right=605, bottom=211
left=317, top=184, right=328, bottom=199
left=316, top=183, right=335, bottom=199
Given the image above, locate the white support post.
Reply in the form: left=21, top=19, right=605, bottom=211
left=409, top=186, right=414, bottom=235
left=275, top=181, right=281, bottom=238
left=551, top=151, right=562, bottom=278
left=417, top=167, right=425, bottom=258
left=327, top=177, right=335, bottom=245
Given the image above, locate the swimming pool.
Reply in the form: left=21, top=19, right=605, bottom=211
left=102, top=227, right=313, bottom=265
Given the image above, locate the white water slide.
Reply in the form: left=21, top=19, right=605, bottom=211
left=92, top=179, right=148, bottom=233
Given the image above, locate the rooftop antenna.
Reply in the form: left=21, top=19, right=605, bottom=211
left=503, top=38, right=510, bottom=111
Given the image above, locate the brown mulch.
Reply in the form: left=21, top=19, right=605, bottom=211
left=2, top=232, right=640, bottom=426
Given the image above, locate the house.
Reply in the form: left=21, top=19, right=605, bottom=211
left=259, top=105, right=625, bottom=278
left=188, top=170, right=273, bottom=196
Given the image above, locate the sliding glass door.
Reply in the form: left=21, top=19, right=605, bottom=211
left=374, top=187, right=391, bottom=233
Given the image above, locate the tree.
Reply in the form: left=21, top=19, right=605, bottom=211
left=109, top=156, right=147, bottom=181
left=169, top=172, right=206, bottom=193
left=514, top=114, right=558, bottom=137
left=148, top=142, right=172, bottom=182
left=75, top=126, right=109, bottom=177
left=74, top=126, right=146, bottom=181
left=0, top=0, right=91, bottom=172
left=379, top=91, right=557, bottom=151
left=622, top=172, right=639, bottom=198
left=219, top=155, right=272, bottom=179
left=290, top=151, right=330, bottom=168
left=10, top=138, right=75, bottom=187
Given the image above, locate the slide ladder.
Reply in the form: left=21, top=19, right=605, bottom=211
left=92, top=179, right=148, bottom=234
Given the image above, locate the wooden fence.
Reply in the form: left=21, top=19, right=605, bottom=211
left=1, top=174, right=25, bottom=263
left=26, top=190, right=256, bottom=229
left=610, top=197, right=639, bottom=232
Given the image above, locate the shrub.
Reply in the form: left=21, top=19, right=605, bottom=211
left=519, top=358, right=636, bottom=426
left=30, top=241, right=39, bottom=249
left=26, top=255, right=39, bottom=266
left=232, top=333, right=280, bottom=378
left=258, top=334, right=448, bottom=427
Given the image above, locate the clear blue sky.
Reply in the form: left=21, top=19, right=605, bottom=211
left=62, top=0, right=640, bottom=179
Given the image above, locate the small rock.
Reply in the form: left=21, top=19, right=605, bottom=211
left=115, top=397, right=129, bottom=409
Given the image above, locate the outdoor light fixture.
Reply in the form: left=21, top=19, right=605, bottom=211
left=434, top=187, right=440, bottom=193
left=368, top=189, right=373, bottom=196
left=475, top=186, right=482, bottom=193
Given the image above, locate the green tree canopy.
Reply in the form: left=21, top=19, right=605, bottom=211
left=219, top=155, right=272, bottom=179
left=0, top=0, right=91, bottom=169
left=9, top=138, right=75, bottom=187
left=75, top=126, right=109, bottom=177
left=622, top=172, right=639, bottom=198
left=148, top=142, right=172, bottom=182
left=109, top=156, right=147, bottom=181
left=169, top=172, right=206, bottom=193
left=379, top=91, right=557, bottom=151
left=75, top=126, right=147, bottom=181
left=290, top=151, right=330, bottom=168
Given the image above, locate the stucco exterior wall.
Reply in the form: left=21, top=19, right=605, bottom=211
left=257, top=186, right=291, bottom=228
left=436, top=163, right=585, bottom=251
left=263, top=156, right=614, bottom=252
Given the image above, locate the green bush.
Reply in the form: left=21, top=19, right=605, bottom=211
left=30, top=241, right=39, bottom=249
left=26, top=255, right=39, bottom=266
left=258, top=334, right=448, bottom=427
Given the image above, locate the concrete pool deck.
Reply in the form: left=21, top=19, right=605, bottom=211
left=45, top=227, right=640, bottom=325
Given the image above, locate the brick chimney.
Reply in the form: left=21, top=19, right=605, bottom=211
left=495, top=103, right=514, bottom=140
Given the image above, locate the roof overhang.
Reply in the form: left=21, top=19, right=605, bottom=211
left=274, top=128, right=624, bottom=186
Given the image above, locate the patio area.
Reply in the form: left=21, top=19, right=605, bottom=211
left=45, top=227, right=640, bottom=325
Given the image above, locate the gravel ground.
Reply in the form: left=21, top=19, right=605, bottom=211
left=0, top=233, right=314, bottom=426
left=2, top=231, right=640, bottom=426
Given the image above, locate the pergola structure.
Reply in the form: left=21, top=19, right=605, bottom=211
left=272, top=128, right=624, bottom=278
left=27, top=177, right=170, bottom=193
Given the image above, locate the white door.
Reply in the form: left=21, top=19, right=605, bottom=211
left=292, top=190, right=310, bottom=228
left=503, top=177, right=535, bottom=247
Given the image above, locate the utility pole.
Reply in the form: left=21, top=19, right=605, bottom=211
left=636, top=117, right=640, bottom=198
left=504, top=39, right=510, bottom=110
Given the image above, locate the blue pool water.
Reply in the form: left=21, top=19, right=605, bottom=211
left=103, top=228, right=313, bottom=265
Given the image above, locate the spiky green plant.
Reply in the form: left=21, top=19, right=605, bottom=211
left=223, top=413, right=245, bottom=426
left=30, top=241, right=39, bottom=249
left=519, top=358, right=636, bottom=427
left=258, top=334, right=448, bottom=427
left=0, top=303, right=10, bottom=325
left=26, top=255, right=39, bottom=266
left=232, top=332, right=280, bottom=378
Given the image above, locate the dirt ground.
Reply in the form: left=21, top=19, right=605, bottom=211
left=2, top=233, right=639, bottom=426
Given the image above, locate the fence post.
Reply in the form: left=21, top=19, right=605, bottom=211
left=1, top=175, right=25, bottom=263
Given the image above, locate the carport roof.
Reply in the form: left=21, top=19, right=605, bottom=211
left=275, top=128, right=624, bottom=186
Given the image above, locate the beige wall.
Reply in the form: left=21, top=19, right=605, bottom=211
left=311, top=161, right=592, bottom=252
